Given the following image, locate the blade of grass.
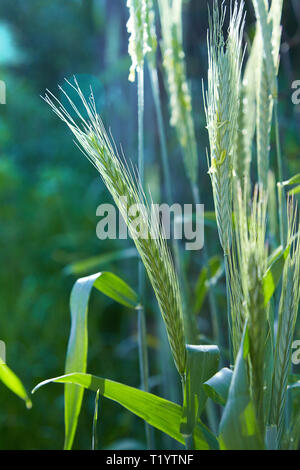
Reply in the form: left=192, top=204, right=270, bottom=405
left=64, top=271, right=138, bottom=450
left=33, top=372, right=217, bottom=450
left=0, top=364, right=32, bottom=409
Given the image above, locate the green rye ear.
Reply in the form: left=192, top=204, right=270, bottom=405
left=43, top=79, right=187, bottom=377
left=204, top=0, right=245, bottom=253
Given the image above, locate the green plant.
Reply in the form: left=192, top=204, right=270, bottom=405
left=33, top=0, right=300, bottom=450
left=0, top=363, right=31, bottom=410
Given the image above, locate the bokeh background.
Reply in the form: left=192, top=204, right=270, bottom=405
left=0, top=0, right=299, bottom=449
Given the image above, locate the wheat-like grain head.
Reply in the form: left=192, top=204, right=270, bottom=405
left=144, top=0, right=157, bottom=69
left=234, top=183, right=269, bottom=430
left=252, top=0, right=278, bottom=99
left=205, top=0, right=245, bottom=254
left=254, top=0, right=283, bottom=189
left=234, top=27, right=259, bottom=186
left=126, top=0, right=152, bottom=82
left=43, top=79, right=187, bottom=377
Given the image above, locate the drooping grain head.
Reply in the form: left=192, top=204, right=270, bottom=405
left=43, top=79, right=187, bottom=377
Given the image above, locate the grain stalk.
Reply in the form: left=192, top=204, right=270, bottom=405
left=204, top=0, right=245, bottom=361
left=234, top=29, right=258, bottom=186
left=145, top=0, right=192, bottom=347
left=270, top=200, right=300, bottom=446
left=43, top=80, right=187, bottom=381
left=205, top=1, right=244, bottom=254
left=158, top=0, right=221, bottom=348
left=157, top=0, right=199, bottom=344
left=252, top=0, right=285, bottom=243
left=126, top=0, right=152, bottom=446
left=268, top=170, right=279, bottom=246
left=234, top=184, right=269, bottom=432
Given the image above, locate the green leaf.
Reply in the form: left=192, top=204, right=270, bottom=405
left=263, top=244, right=290, bottom=306
left=64, top=271, right=138, bottom=450
left=93, top=272, right=139, bottom=309
left=0, top=364, right=32, bottom=409
left=282, top=174, right=300, bottom=186
left=64, top=248, right=138, bottom=275
left=193, top=256, right=223, bottom=312
left=181, top=345, right=220, bottom=437
left=267, top=245, right=284, bottom=267
left=194, top=269, right=207, bottom=312
left=288, top=185, right=300, bottom=196
left=203, top=367, right=233, bottom=406
left=219, top=327, right=264, bottom=450
left=32, top=372, right=216, bottom=449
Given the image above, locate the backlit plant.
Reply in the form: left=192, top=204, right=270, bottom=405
left=32, top=0, right=300, bottom=450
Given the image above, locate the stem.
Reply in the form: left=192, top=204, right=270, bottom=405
left=274, top=100, right=286, bottom=246
left=149, top=66, right=172, bottom=205
left=92, top=390, right=100, bottom=450
left=224, top=252, right=233, bottom=366
left=138, top=68, right=144, bottom=187
left=150, top=63, right=221, bottom=347
left=181, top=375, right=194, bottom=450
left=137, top=66, right=153, bottom=449
left=148, top=64, right=193, bottom=342
left=192, top=183, right=222, bottom=350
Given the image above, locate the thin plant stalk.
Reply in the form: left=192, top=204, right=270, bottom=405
left=149, top=60, right=221, bottom=349
left=148, top=65, right=172, bottom=205
left=149, top=64, right=209, bottom=440
left=191, top=180, right=222, bottom=350
left=126, top=0, right=155, bottom=447
left=148, top=59, right=216, bottom=437
left=270, top=201, right=300, bottom=445
left=204, top=1, right=245, bottom=360
left=137, top=66, right=153, bottom=449
left=92, top=390, right=100, bottom=450
left=274, top=100, right=286, bottom=246
left=138, top=68, right=145, bottom=186
left=148, top=63, right=192, bottom=342
left=157, top=0, right=222, bottom=347
left=224, top=253, right=233, bottom=365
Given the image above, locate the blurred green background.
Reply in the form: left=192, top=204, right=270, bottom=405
left=0, top=0, right=299, bottom=449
